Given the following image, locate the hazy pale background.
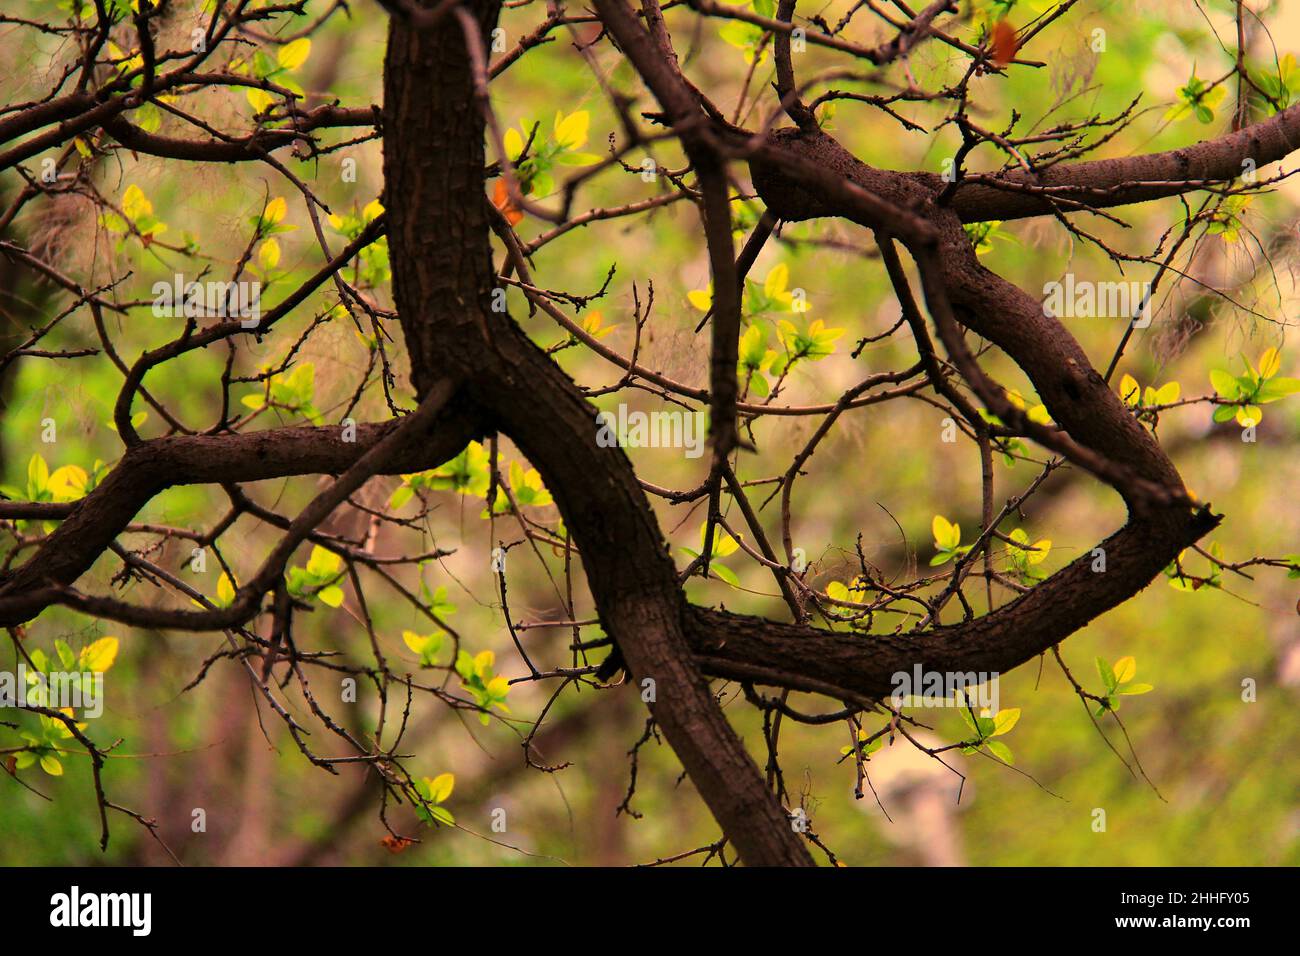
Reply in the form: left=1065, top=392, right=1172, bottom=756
left=0, top=0, right=1297, bottom=865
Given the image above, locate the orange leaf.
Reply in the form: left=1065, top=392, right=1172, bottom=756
left=380, top=834, right=416, bottom=853
left=492, top=179, right=523, bottom=226
left=990, top=19, right=1019, bottom=67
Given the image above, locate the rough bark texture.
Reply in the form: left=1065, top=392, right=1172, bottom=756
left=380, top=0, right=813, bottom=865
left=3, top=0, right=1297, bottom=865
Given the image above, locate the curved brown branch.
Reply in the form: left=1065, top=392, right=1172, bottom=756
left=3, top=0, right=1290, bottom=869
left=102, top=105, right=376, bottom=163
left=383, top=0, right=813, bottom=866
left=939, top=102, right=1300, bottom=222
left=0, top=406, right=480, bottom=622
left=687, top=504, right=1219, bottom=699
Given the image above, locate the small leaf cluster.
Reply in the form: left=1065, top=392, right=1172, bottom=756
left=402, top=582, right=456, bottom=666
left=412, top=773, right=455, bottom=826
left=1093, top=655, right=1153, bottom=716
left=1163, top=543, right=1224, bottom=593
left=455, top=650, right=511, bottom=725
left=242, top=362, right=323, bottom=425
left=500, top=109, right=601, bottom=202
left=286, top=545, right=345, bottom=608
left=680, top=522, right=744, bottom=587
left=958, top=706, right=1020, bottom=765
left=962, top=219, right=1010, bottom=256
left=1004, top=528, right=1051, bottom=584
left=930, top=515, right=972, bottom=566
left=327, top=200, right=389, bottom=286
left=1, top=454, right=104, bottom=533
left=719, top=0, right=775, bottom=64
left=238, top=38, right=313, bottom=114
left=1254, top=54, right=1300, bottom=112
left=1209, top=347, right=1300, bottom=427
left=840, top=728, right=884, bottom=759
left=1165, top=72, right=1226, bottom=124
left=482, top=461, right=554, bottom=516
left=390, top=441, right=492, bottom=507
left=14, top=637, right=119, bottom=777
left=100, top=183, right=168, bottom=249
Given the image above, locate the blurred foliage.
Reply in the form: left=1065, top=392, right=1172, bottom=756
left=0, top=0, right=1298, bottom=865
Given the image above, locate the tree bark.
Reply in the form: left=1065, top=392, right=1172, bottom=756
left=380, top=0, right=814, bottom=865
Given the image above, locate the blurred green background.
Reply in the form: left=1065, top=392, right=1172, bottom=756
left=0, top=0, right=1297, bottom=865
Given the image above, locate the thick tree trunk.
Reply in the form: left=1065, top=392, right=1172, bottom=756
left=380, top=0, right=814, bottom=866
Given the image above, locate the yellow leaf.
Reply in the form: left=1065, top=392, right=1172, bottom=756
left=932, top=515, right=959, bottom=551
left=807, top=319, right=842, bottom=343
left=79, top=636, right=120, bottom=673
left=699, top=522, right=740, bottom=557
left=503, top=127, right=523, bottom=161
left=1027, top=539, right=1051, bottom=565
left=1113, top=656, right=1137, bottom=684
left=582, top=310, right=615, bottom=339
left=317, top=585, right=344, bottom=608
left=1258, top=347, right=1281, bottom=380
left=763, top=263, right=789, bottom=299
left=402, top=630, right=428, bottom=654
left=216, top=573, right=236, bottom=607
left=1118, top=373, right=1140, bottom=406
left=277, top=38, right=312, bottom=71
left=363, top=199, right=384, bottom=222
left=258, top=238, right=280, bottom=270
left=262, top=196, right=287, bottom=225
left=1153, top=381, right=1181, bottom=405
left=687, top=288, right=712, bottom=312
left=47, top=465, right=88, bottom=501
left=932, top=514, right=950, bottom=545
left=306, top=545, right=341, bottom=577
left=553, top=109, right=590, bottom=150
left=992, top=707, right=1021, bottom=735
left=122, top=184, right=152, bottom=220
left=28, top=453, right=48, bottom=492
left=246, top=88, right=274, bottom=113
left=426, top=772, right=454, bottom=802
